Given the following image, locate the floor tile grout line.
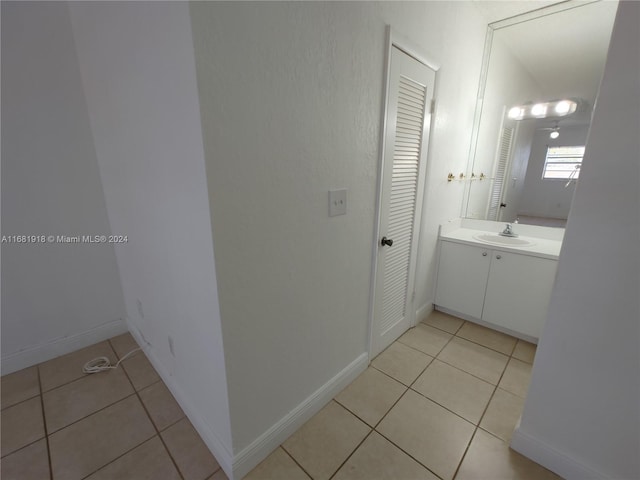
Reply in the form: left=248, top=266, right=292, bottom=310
left=339, top=380, right=447, bottom=480
left=372, top=421, right=445, bottom=480
left=327, top=428, right=375, bottom=480
left=451, top=330, right=516, bottom=357
left=407, top=383, right=493, bottom=429
left=38, top=342, right=120, bottom=395
left=44, top=384, right=138, bottom=436
left=369, top=318, right=524, bottom=480
left=36, top=365, right=54, bottom=480
left=280, top=441, right=318, bottom=479
left=452, top=345, right=519, bottom=480
left=43, top=392, right=137, bottom=437
left=112, top=340, right=187, bottom=480
left=77, top=436, right=163, bottom=480
left=38, top=362, right=132, bottom=404
left=425, top=355, right=503, bottom=386
left=0, top=392, right=41, bottom=412
left=451, top=425, right=480, bottom=480
left=368, top=361, right=421, bottom=388
left=421, top=317, right=466, bottom=336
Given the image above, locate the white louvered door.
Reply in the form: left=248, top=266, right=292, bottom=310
left=372, top=46, right=436, bottom=357
left=486, top=125, right=515, bottom=221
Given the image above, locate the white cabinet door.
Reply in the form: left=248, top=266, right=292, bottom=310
left=482, top=251, right=557, bottom=338
left=435, top=241, right=491, bottom=318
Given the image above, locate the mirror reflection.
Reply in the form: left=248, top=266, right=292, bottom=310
left=463, top=1, right=618, bottom=227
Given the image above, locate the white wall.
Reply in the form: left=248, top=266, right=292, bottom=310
left=1, top=2, right=125, bottom=374
left=189, top=0, right=487, bottom=456
left=464, top=33, right=541, bottom=220
left=512, top=2, right=639, bottom=478
left=518, top=124, right=589, bottom=219
left=68, top=0, right=233, bottom=465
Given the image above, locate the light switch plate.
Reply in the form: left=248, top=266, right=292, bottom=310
left=329, top=189, right=347, bottom=216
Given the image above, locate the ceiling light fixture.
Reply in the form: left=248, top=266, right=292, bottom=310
left=550, top=130, right=560, bottom=139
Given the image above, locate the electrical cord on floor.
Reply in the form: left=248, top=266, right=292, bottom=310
left=82, top=347, right=142, bottom=374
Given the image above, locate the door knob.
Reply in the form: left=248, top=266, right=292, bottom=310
left=381, top=237, right=393, bottom=247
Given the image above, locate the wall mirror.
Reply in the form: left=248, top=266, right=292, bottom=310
left=462, top=0, right=618, bottom=227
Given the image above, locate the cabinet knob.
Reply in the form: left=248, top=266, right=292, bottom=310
left=482, top=252, right=488, bottom=256
left=496, top=254, right=502, bottom=259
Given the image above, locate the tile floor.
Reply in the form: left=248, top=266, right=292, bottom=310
left=1, top=311, right=561, bottom=480
left=246, top=311, right=560, bottom=480
left=1, top=333, right=225, bottom=480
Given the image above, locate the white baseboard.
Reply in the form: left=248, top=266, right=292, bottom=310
left=231, top=352, right=369, bottom=480
left=511, top=426, right=607, bottom=480
left=127, top=323, right=235, bottom=478
left=1, top=318, right=127, bottom=375
left=415, top=303, right=434, bottom=325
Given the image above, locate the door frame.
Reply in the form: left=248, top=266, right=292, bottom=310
left=367, top=27, right=440, bottom=359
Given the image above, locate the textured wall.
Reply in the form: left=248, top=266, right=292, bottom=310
left=1, top=2, right=125, bottom=372
left=69, top=0, right=232, bottom=457
left=190, top=1, right=487, bottom=452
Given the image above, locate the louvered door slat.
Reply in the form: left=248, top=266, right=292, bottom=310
left=487, top=126, right=514, bottom=220
left=380, top=73, right=427, bottom=333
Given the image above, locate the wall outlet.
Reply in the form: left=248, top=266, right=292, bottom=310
left=168, top=336, right=175, bottom=357
left=136, top=299, right=144, bottom=319
left=329, top=189, right=347, bottom=216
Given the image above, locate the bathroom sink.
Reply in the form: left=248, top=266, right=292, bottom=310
left=473, top=233, right=535, bottom=247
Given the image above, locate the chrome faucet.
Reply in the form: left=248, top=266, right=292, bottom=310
left=500, top=223, right=518, bottom=237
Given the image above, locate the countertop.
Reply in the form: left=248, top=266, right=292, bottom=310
left=440, top=227, right=562, bottom=260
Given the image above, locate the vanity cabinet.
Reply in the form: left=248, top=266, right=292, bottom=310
left=435, top=240, right=557, bottom=339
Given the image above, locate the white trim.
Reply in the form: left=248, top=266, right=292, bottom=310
left=231, top=353, right=368, bottom=480
left=434, top=306, right=538, bottom=344
left=415, top=303, right=434, bottom=326
left=1, top=318, right=127, bottom=375
left=127, top=323, right=235, bottom=478
left=367, top=25, right=394, bottom=361
left=511, top=426, right=608, bottom=480
left=389, top=29, right=441, bottom=72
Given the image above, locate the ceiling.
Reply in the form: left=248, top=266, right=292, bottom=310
left=475, top=0, right=619, bottom=125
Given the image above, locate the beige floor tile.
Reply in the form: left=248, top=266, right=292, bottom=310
left=412, top=360, right=495, bottom=424
left=122, top=353, right=160, bottom=391
left=245, top=447, right=310, bottom=480
left=512, top=340, right=537, bottom=364
left=437, top=337, right=509, bottom=385
left=0, top=438, right=50, bottom=480
left=161, top=417, right=220, bottom=480
left=1, top=367, right=40, bottom=410
left=282, top=401, right=370, bottom=480
left=422, top=310, right=465, bottom=334
left=43, top=368, right=134, bottom=433
left=398, top=324, right=452, bottom=357
left=0, top=397, right=45, bottom=457
left=480, top=388, right=524, bottom=442
left=377, top=390, right=474, bottom=480
left=456, top=322, right=517, bottom=355
left=333, top=431, right=439, bottom=480
left=335, top=368, right=405, bottom=427
left=49, top=395, right=155, bottom=480
left=498, top=358, right=532, bottom=398
left=85, top=436, right=181, bottom=480
left=456, top=429, right=561, bottom=480
left=109, top=332, right=140, bottom=359
left=39, top=341, right=117, bottom=392
left=371, top=342, right=433, bottom=386
left=208, top=469, right=228, bottom=480
left=139, top=381, right=185, bottom=431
